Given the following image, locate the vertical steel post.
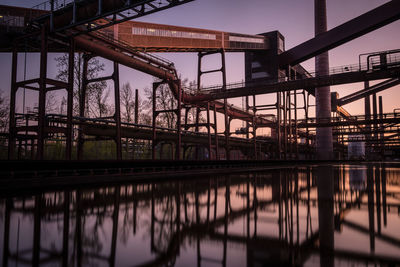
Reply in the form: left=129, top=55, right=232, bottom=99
left=277, top=92, right=281, bottom=159
left=113, top=62, right=122, bottom=160
left=364, top=81, right=371, bottom=159
left=294, top=89, right=299, bottom=159
left=304, top=92, right=311, bottom=159
left=195, top=53, right=202, bottom=160
left=246, top=96, right=250, bottom=140
left=183, top=107, right=189, bottom=159
left=37, top=26, right=48, bottom=160
left=253, top=116, right=257, bottom=160
left=31, top=138, right=35, bottom=159
left=207, top=102, right=212, bottom=160
left=283, top=91, right=287, bottom=159
left=253, top=95, right=257, bottom=159
left=315, top=0, right=333, bottom=160
left=132, top=89, right=139, bottom=159
left=8, top=47, right=17, bottom=160
left=214, top=105, right=219, bottom=160
left=176, top=80, right=182, bottom=160
left=197, top=52, right=202, bottom=90
left=134, top=89, right=139, bottom=124
left=152, top=83, right=157, bottom=160
left=219, top=50, right=229, bottom=160
left=288, top=90, right=292, bottom=159
left=77, top=55, right=89, bottom=160
left=379, top=96, right=384, bottom=159
left=373, top=93, right=378, bottom=156
left=224, top=104, right=229, bottom=160
left=66, top=40, right=74, bottom=160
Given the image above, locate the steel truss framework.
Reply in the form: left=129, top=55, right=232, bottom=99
left=3, top=0, right=400, bottom=161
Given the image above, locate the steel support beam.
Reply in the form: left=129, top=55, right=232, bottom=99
left=66, top=40, right=74, bottom=160
left=279, top=0, right=400, bottom=67
left=213, top=105, right=219, bottom=160
left=77, top=54, right=90, bottom=160
left=152, top=82, right=158, bottom=160
left=35, top=0, right=194, bottom=33
left=113, top=62, right=122, bottom=160
left=207, top=102, right=212, bottom=160
left=338, top=78, right=400, bottom=106
left=36, top=26, right=48, bottom=160
left=277, top=92, right=281, bottom=159
left=176, top=80, right=182, bottom=160
left=188, top=66, right=400, bottom=103
left=364, top=81, right=372, bottom=159
left=379, top=96, right=384, bottom=158
left=7, top=47, right=17, bottom=160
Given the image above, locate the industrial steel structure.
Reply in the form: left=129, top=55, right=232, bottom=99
left=1, top=0, right=400, bottom=161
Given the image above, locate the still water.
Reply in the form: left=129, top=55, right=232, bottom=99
left=1, top=163, right=400, bottom=267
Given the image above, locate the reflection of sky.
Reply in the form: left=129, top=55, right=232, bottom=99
left=0, top=0, right=399, bottom=127
left=1, top=165, right=400, bottom=266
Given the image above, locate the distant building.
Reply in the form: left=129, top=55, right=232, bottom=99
left=347, top=135, right=365, bottom=160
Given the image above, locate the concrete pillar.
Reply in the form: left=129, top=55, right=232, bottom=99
left=315, top=0, right=333, bottom=160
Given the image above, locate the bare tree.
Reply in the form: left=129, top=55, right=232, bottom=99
left=144, top=80, right=177, bottom=129
left=121, top=82, right=134, bottom=123
left=144, top=78, right=203, bottom=129
left=121, top=82, right=148, bottom=124
left=59, top=96, right=67, bottom=115
left=55, top=53, right=107, bottom=117
left=45, top=92, right=58, bottom=113
left=91, top=86, right=112, bottom=118
left=0, top=91, right=9, bottom=132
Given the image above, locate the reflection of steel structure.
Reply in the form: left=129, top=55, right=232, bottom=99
left=2, top=164, right=400, bottom=266
left=1, top=0, right=400, bottom=161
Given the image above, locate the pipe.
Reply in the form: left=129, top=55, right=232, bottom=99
left=74, top=35, right=274, bottom=126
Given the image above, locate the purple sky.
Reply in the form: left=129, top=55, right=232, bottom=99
left=0, top=0, right=399, bottom=130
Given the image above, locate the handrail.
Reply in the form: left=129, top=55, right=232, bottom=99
left=198, top=53, right=400, bottom=94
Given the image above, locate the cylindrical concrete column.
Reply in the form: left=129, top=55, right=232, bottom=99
left=315, top=0, right=333, bottom=160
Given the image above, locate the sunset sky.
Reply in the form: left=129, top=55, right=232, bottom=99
left=0, top=0, right=399, bottom=133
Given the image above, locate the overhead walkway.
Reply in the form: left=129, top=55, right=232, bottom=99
left=187, top=54, right=400, bottom=102
left=75, top=30, right=275, bottom=125
left=103, top=20, right=269, bottom=52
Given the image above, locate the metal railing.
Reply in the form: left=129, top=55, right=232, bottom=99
left=298, top=112, right=400, bottom=125
left=31, top=0, right=74, bottom=12
left=92, top=30, right=176, bottom=72
left=197, top=51, right=400, bottom=94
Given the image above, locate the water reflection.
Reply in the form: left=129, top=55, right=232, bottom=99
left=1, top=164, right=400, bottom=267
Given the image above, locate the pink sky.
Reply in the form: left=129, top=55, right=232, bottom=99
left=0, top=0, right=399, bottom=134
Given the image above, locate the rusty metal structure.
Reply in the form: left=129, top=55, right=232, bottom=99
left=1, top=0, right=400, bottom=161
